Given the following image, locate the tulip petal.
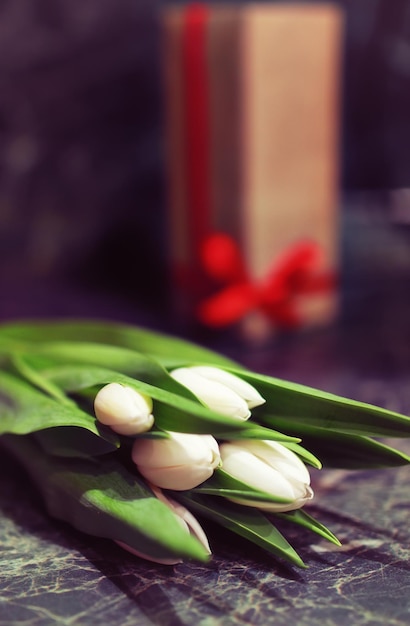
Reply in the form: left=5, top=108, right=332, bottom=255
left=94, top=383, right=153, bottom=424
left=107, top=415, right=155, bottom=436
left=94, top=383, right=155, bottom=435
left=115, top=540, right=183, bottom=565
left=170, top=368, right=251, bottom=420
left=219, top=444, right=297, bottom=502
left=132, top=431, right=220, bottom=469
left=137, top=463, right=215, bottom=491
left=219, top=441, right=314, bottom=512
left=187, top=366, right=266, bottom=409
left=237, top=440, right=311, bottom=486
left=132, top=431, right=220, bottom=490
left=151, top=487, right=211, bottom=555
left=193, top=468, right=293, bottom=504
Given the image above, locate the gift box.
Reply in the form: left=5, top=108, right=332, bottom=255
left=162, top=3, right=344, bottom=339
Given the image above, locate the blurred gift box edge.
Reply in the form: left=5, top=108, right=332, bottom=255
left=162, top=2, right=345, bottom=341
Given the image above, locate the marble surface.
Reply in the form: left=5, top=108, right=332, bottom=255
left=1, top=321, right=410, bottom=626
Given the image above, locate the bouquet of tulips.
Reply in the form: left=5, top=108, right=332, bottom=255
left=0, top=319, right=409, bottom=568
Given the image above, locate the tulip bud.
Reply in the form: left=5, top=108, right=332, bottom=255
left=132, top=431, right=221, bottom=490
left=94, top=383, right=154, bottom=435
left=187, top=366, right=266, bottom=409
left=116, top=486, right=211, bottom=565
left=170, top=366, right=265, bottom=420
left=219, top=440, right=313, bottom=513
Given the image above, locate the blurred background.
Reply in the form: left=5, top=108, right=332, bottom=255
left=0, top=0, right=409, bottom=352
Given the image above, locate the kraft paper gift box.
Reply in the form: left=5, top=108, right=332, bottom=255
left=162, top=3, right=344, bottom=339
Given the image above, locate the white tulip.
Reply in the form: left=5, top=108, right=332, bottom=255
left=94, top=383, right=154, bottom=435
left=132, top=431, right=221, bottom=490
left=116, top=486, right=211, bottom=565
left=187, top=366, right=266, bottom=409
left=170, top=366, right=265, bottom=420
left=219, top=440, right=313, bottom=512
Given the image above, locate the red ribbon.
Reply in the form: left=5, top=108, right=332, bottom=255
left=197, top=233, right=336, bottom=328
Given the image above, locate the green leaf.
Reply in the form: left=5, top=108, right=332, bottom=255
left=0, top=370, right=119, bottom=455
left=261, top=419, right=410, bottom=468
left=178, top=492, right=306, bottom=568
left=3, top=319, right=410, bottom=438
left=18, top=358, right=298, bottom=441
left=280, top=441, right=322, bottom=469
left=7, top=342, right=182, bottom=395
left=231, top=369, right=410, bottom=439
left=11, top=353, right=72, bottom=405
left=209, top=426, right=300, bottom=443
left=1, top=434, right=209, bottom=563
left=3, top=341, right=297, bottom=442
left=33, top=427, right=119, bottom=458
left=0, top=320, right=236, bottom=368
left=3, top=320, right=410, bottom=467
left=5, top=320, right=410, bottom=439
left=192, top=468, right=293, bottom=504
left=274, top=508, right=341, bottom=546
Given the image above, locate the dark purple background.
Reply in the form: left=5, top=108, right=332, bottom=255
left=0, top=0, right=409, bottom=333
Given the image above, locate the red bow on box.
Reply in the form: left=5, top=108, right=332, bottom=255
left=197, top=233, right=336, bottom=329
